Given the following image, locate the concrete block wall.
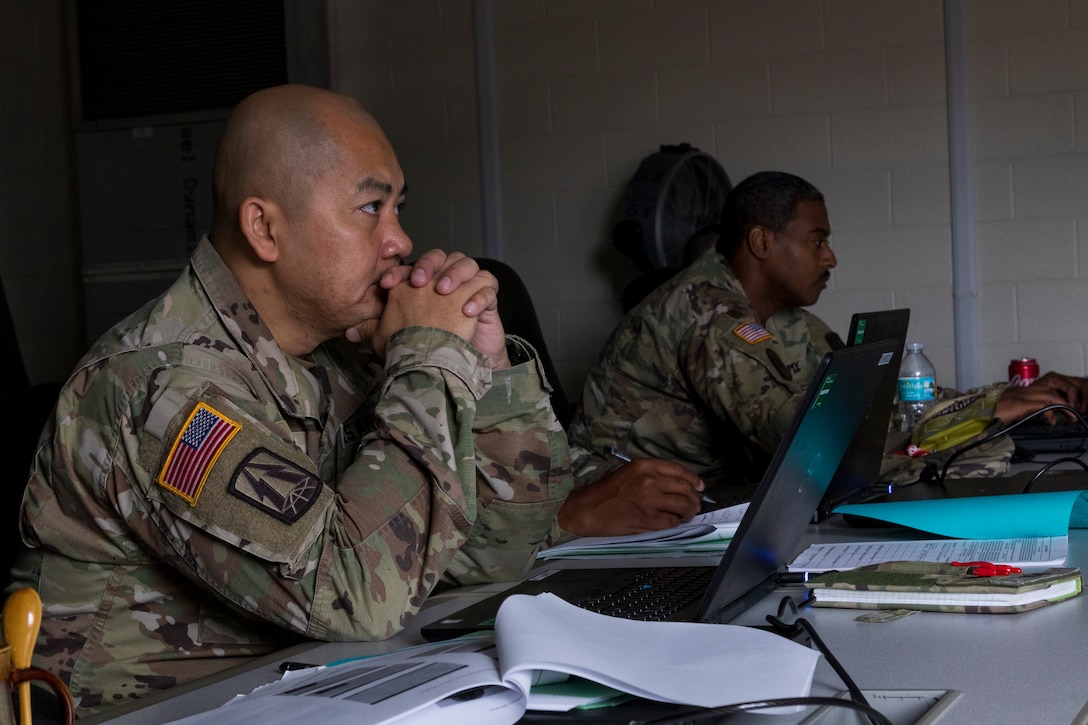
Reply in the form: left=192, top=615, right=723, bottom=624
left=6, top=1, right=1086, bottom=398
left=967, top=1, right=1088, bottom=389
left=329, top=0, right=1088, bottom=400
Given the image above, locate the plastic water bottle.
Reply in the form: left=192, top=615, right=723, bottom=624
left=897, top=342, right=937, bottom=432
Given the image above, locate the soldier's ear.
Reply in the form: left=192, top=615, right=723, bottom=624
left=238, top=196, right=282, bottom=263
left=746, top=225, right=772, bottom=260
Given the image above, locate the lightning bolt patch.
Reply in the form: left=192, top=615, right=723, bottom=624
left=228, top=448, right=324, bottom=523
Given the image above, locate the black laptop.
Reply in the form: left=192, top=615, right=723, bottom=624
left=421, top=339, right=898, bottom=641
left=815, top=309, right=911, bottom=520
left=1007, top=418, right=1088, bottom=455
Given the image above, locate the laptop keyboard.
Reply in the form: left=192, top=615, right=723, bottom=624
left=572, top=567, right=714, bottom=621
left=1009, top=420, right=1088, bottom=454
left=1013, top=420, right=1087, bottom=436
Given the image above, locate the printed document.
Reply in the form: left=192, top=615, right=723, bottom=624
left=789, top=535, right=1068, bottom=573
left=167, top=591, right=819, bottom=725
left=538, top=503, right=748, bottom=559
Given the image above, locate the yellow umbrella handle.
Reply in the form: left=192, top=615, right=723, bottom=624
left=3, top=588, right=42, bottom=725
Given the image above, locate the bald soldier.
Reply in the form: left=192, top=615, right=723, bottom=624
left=13, top=85, right=574, bottom=716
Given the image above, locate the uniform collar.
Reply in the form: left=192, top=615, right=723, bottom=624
left=708, top=253, right=809, bottom=334
left=190, top=236, right=363, bottom=423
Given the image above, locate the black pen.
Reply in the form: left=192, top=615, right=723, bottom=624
left=609, top=443, right=716, bottom=504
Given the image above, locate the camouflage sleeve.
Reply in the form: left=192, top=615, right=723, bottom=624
left=540, top=443, right=624, bottom=543
left=435, top=335, right=573, bottom=585
left=695, top=313, right=834, bottom=456
left=301, top=330, right=571, bottom=639
left=44, top=327, right=569, bottom=643
left=569, top=442, right=621, bottom=487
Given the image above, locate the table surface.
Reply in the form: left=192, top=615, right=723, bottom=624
left=82, top=519, right=1088, bottom=725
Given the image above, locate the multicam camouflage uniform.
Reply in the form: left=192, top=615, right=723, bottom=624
left=13, top=237, right=571, bottom=716
left=568, top=252, right=836, bottom=501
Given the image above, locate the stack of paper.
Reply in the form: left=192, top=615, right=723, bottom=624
left=538, top=503, right=748, bottom=559
left=165, top=592, right=820, bottom=725
left=788, top=489, right=1088, bottom=575
left=790, top=536, right=1068, bottom=573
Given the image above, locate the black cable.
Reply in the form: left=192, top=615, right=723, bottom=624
left=632, top=695, right=895, bottom=724
left=799, top=622, right=865, bottom=703
left=768, top=596, right=886, bottom=724
left=998, top=403, right=1088, bottom=439
left=1024, top=456, right=1088, bottom=492
left=937, top=404, right=1087, bottom=486
left=630, top=597, right=893, bottom=725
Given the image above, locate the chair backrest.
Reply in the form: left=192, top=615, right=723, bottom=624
left=0, top=278, right=41, bottom=591
left=2, top=587, right=75, bottom=725
left=476, top=258, right=572, bottom=427
left=1, top=279, right=62, bottom=590
left=0, top=277, right=35, bottom=424
left=619, top=224, right=720, bottom=312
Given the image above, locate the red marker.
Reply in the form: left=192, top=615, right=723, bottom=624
left=951, top=561, right=1022, bottom=577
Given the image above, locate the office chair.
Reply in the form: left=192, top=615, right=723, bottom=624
left=617, top=224, right=720, bottom=313
left=1, top=276, right=60, bottom=590
left=3, top=588, right=75, bottom=724
left=476, top=259, right=572, bottom=428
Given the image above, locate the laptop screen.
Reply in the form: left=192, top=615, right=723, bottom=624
left=420, top=340, right=898, bottom=641
left=816, top=309, right=910, bottom=521
left=697, top=338, right=898, bottom=622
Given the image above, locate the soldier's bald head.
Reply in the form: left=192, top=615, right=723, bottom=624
left=210, top=85, right=382, bottom=244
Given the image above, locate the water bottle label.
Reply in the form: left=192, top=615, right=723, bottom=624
left=898, top=376, right=936, bottom=402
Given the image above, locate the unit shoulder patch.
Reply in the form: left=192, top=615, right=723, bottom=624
left=229, top=448, right=324, bottom=524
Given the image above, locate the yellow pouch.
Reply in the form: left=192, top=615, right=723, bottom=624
left=914, top=416, right=991, bottom=453
left=910, top=387, right=1003, bottom=454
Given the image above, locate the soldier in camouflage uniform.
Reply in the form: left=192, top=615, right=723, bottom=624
left=565, top=170, right=1088, bottom=509
left=567, top=172, right=839, bottom=505
left=12, top=85, right=573, bottom=717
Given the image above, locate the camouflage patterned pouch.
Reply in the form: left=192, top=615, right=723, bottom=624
left=880, top=387, right=1013, bottom=486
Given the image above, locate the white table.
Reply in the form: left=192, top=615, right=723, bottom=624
left=83, top=521, right=1088, bottom=724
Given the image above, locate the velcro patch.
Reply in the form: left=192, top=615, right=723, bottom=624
left=732, top=321, right=773, bottom=344
left=157, top=402, right=241, bottom=505
left=229, top=448, right=324, bottom=523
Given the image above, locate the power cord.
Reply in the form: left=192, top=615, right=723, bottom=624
left=1023, top=456, right=1088, bottom=492
left=633, top=597, right=893, bottom=725
left=936, top=404, right=1088, bottom=488
left=633, top=696, right=893, bottom=724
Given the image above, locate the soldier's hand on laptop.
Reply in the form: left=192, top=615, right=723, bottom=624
left=995, top=372, right=1088, bottom=424
left=557, top=458, right=704, bottom=537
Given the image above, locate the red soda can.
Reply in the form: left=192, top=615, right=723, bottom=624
left=1008, top=358, right=1039, bottom=387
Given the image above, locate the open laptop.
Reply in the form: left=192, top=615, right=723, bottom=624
left=815, top=308, right=911, bottom=520
left=421, top=339, right=898, bottom=641
left=1007, top=418, right=1088, bottom=455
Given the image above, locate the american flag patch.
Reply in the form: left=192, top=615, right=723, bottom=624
left=157, top=403, right=241, bottom=505
left=732, top=321, right=773, bottom=344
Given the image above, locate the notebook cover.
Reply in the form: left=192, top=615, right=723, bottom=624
left=805, top=561, right=1082, bottom=614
